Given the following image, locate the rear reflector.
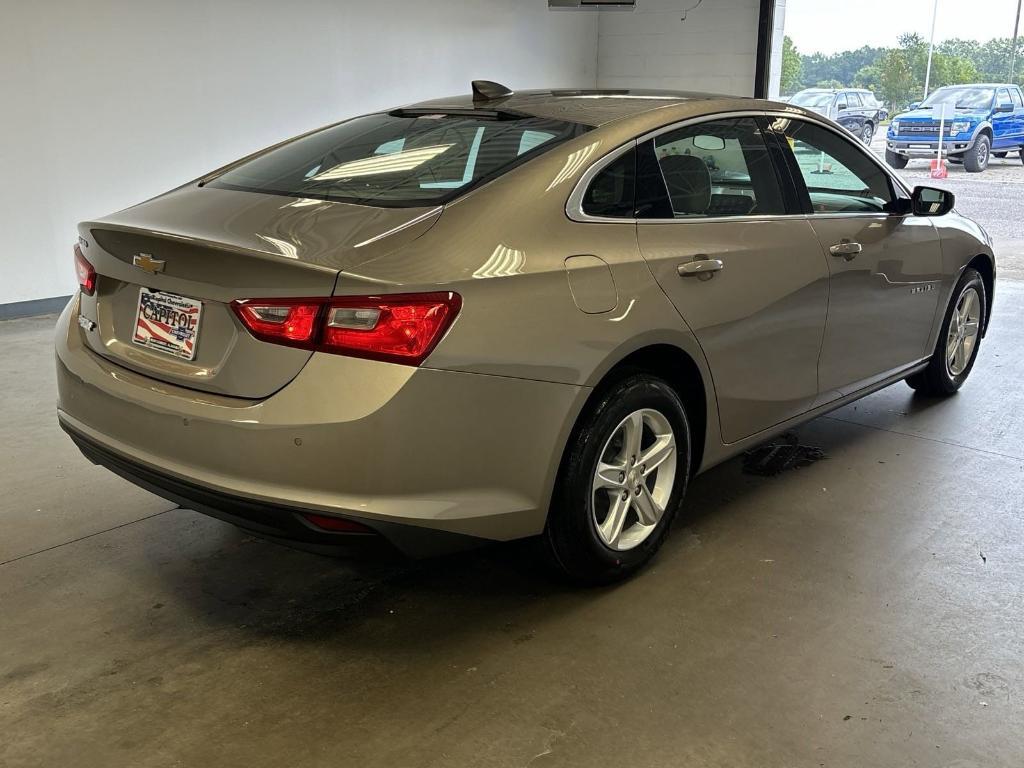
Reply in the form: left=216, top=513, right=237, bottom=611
left=231, top=292, right=461, bottom=366
left=74, top=243, right=96, bottom=296
left=301, top=513, right=375, bottom=534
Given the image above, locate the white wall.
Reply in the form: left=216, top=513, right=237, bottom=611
left=767, top=0, right=787, bottom=98
left=0, top=0, right=598, bottom=306
left=597, top=0, right=760, bottom=96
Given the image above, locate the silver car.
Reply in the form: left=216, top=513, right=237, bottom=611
left=56, top=84, right=995, bottom=583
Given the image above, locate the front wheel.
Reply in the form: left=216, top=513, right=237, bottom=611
left=963, top=134, right=991, bottom=173
left=885, top=149, right=909, bottom=169
left=544, top=374, right=690, bottom=584
left=906, top=268, right=986, bottom=396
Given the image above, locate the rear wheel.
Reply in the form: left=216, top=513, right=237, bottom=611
left=544, top=374, right=690, bottom=584
left=885, top=149, right=909, bottom=169
left=861, top=122, right=874, bottom=145
left=906, top=268, right=986, bottom=396
left=963, top=134, right=991, bottom=173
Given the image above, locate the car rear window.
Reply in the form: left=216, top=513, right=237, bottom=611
left=208, top=112, right=589, bottom=207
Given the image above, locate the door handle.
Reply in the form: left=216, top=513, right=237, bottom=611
left=829, top=241, right=863, bottom=260
left=677, top=258, right=725, bottom=278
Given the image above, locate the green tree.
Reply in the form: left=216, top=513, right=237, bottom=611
left=781, top=35, right=803, bottom=95
left=879, top=49, right=916, bottom=112
left=853, top=64, right=882, bottom=91
left=930, top=54, right=979, bottom=89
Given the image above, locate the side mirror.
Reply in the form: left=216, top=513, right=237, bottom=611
left=912, top=185, right=955, bottom=216
left=996, top=102, right=1014, bottom=113
left=837, top=103, right=847, bottom=111
left=909, top=102, right=921, bottom=110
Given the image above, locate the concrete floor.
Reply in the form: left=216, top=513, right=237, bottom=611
left=2, top=283, right=1024, bottom=768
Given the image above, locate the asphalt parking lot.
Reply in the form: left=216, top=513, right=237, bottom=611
left=870, top=133, right=1024, bottom=279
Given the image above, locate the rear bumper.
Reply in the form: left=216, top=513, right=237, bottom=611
left=55, top=296, right=584, bottom=553
left=886, top=138, right=975, bottom=157
left=61, top=422, right=474, bottom=556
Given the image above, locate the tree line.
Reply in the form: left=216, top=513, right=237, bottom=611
left=781, top=34, right=1024, bottom=110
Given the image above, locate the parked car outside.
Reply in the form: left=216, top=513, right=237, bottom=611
left=886, top=83, right=1024, bottom=172
left=57, top=84, right=995, bottom=583
left=789, top=88, right=882, bottom=144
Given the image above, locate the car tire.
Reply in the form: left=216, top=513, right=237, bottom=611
left=861, top=122, right=874, bottom=144
left=885, top=149, right=909, bottom=169
left=963, top=134, right=991, bottom=172
left=543, top=373, right=691, bottom=585
left=906, top=268, right=986, bottom=396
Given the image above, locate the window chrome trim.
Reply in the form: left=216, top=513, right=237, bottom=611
left=565, top=108, right=913, bottom=225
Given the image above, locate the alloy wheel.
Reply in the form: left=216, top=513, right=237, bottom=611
left=946, top=286, right=981, bottom=377
left=591, top=408, right=677, bottom=551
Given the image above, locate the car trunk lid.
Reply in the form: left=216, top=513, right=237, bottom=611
left=76, top=185, right=439, bottom=398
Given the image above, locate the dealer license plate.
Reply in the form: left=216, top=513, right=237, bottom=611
left=132, top=288, right=202, bottom=360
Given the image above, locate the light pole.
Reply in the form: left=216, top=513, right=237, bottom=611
left=1010, top=0, right=1022, bottom=81
left=923, top=0, right=939, bottom=99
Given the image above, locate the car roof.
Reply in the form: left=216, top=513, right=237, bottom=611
left=795, top=87, right=872, bottom=94
left=400, top=88, right=735, bottom=127
left=934, top=82, right=1017, bottom=88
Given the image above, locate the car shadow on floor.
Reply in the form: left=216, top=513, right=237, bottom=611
left=131, top=400, right=942, bottom=649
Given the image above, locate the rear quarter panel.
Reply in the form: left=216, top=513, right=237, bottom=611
left=337, top=125, right=724, bottom=481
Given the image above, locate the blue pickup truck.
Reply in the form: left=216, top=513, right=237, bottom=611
left=885, top=83, right=1024, bottom=172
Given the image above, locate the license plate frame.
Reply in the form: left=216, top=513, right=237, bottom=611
left=132, top=288, right=203, bottom=361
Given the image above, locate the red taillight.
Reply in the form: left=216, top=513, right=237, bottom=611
left=74, top=244, right=96, bottom=296
left=231, top=292, right=461, bottom=366
left=232, top=301, right=321, bottom=345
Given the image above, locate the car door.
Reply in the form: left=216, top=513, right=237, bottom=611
left=846, top=91, right=866, bottom=135
left=634, top=116, right=829, bottom=443
left=834, top=91, right=857, bottom=133
left=766, top=115, right=944, bottom=400
left=992, top=87, right=1016, bottom=151
left=1000, top=87, right=1024, bottom=147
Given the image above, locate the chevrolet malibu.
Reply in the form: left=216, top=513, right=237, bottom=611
left=57, top=82, right=995, bottom=583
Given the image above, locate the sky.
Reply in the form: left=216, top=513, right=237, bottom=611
left=783, top=0, right=1023, bottom=55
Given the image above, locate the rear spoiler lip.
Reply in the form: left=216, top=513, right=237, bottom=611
left=77, top=220, right=341, bottom=276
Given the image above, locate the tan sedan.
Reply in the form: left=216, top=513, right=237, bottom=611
left=56, top=82, right=995, bottom=583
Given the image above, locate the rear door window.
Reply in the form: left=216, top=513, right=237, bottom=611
left=210, top=113, right=588, bottom=207
left=641, top=117, right=787, bottom=218
left=1011, top=88, right=1024, bottom=108
left=847, top=92, right=863, bottom=108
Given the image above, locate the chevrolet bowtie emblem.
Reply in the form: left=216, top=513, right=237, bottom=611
left=133, top=253, right=165, bottom=274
